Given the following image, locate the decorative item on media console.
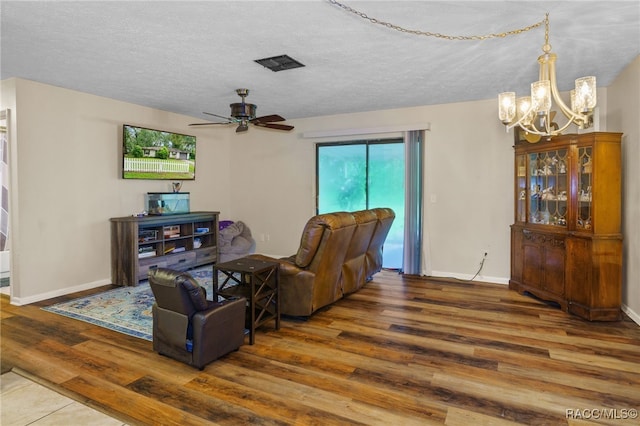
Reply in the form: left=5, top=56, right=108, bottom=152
left=172, top=181, right=182, bottom=193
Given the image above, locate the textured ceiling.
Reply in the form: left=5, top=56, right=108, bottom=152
left=2, top=1, right=639, bottom=123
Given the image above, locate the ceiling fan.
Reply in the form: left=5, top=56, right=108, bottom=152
left=189, top=88, right=294, bottom=133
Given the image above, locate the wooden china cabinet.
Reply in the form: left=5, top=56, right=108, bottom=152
left=510, top=132, right=622, bottom=321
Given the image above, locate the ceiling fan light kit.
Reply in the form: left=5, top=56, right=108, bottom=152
left=189, top=88, right=294, bottom=133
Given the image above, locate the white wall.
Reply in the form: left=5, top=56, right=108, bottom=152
left=0, top=78, right=234, bottom=304
left=2, top=70, right=638, bottom=325
left=607, top=56, right=640, bottom=323
left=230, top=99, right=515, bottom=283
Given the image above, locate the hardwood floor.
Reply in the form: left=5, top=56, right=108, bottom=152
left=2, top=271, right=639, bottom=425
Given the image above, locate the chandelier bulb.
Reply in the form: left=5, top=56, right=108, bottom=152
left=498, top=92, right=516, bottom=124
left=531, top=80, right=551, bottom=113
left=575, top=76, right=597, bottom=111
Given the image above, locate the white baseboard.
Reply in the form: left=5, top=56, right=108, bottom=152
left=9, top=278, right=112, bottom=306
left=622, top=304, right=640, bottom=326
left=428, top=270, right=509, bottom=285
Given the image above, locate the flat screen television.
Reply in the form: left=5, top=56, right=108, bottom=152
left=122, top=124, right=196, bottom=180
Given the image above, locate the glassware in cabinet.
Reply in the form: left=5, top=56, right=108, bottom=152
left=515, top=154, right=527, bottom=222
left=576, top=146, right=593, bottom=230
left=527, top=148, right=568, bottom=227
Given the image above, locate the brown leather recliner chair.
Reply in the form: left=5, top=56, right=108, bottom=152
left=342, top=209, right=378, bottom=295
left=365, top=208, right=396, bottom=280
left=250, top=212, right=357, bottom=316
left=149, top=268, right=246, bottom=369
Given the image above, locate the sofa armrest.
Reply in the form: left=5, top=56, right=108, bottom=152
left=277, top=259, right=304, bottom=276
left=247, top=254, right=301, bottom=276
left=192, top=297, right=246, bottom=353
left=193, top=298, right=246, bottom=335
left=154, top=305, right=189, bottom=350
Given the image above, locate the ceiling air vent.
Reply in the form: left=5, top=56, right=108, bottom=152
left=254, top=54, right=305, bottom=72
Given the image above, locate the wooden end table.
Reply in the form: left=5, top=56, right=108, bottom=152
left=214, top=257, right=280, bottom=345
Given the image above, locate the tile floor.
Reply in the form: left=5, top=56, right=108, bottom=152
left=1, top=371, right=126, bottom=426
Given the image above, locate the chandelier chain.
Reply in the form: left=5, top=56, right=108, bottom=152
left=327, top=0, right=545, bottom=41
left=542, top=12, right=551, bottom=52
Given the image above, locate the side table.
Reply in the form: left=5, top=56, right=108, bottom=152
left=214, top=257, right=280, bottom=344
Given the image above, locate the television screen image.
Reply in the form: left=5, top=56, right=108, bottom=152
left=123, top=124, right=196, bottom=180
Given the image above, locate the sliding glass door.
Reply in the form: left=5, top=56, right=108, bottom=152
left=316, top=139, right=404, bottom=269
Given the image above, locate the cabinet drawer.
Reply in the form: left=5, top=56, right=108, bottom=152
left=196, top=246, right=217, bottom=264
left=138, top=258, right=168, bottom=280
left=166, top=251, right=197, bottom=270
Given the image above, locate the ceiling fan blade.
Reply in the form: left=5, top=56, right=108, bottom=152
left=189, top=122, right=231, bottom=127
left=254, top=122, right=295, bottom=131
left=251, top=114, right=286, bottom=123
left=203, top=111, right=236, bottom=122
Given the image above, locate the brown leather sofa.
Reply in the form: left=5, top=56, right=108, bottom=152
left=342, top=209, right=378, bottom=295
left=365, top=208, right=396, bottom=280
left=249, top=208, right=395, bottom=316
left=149, top=268, right=246, bottom=369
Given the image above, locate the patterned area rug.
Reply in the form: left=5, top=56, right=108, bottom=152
left=43, top=266, right=215, bottom=341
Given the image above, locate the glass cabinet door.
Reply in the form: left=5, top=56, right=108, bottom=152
left=516, top=154, right=527, bottom=222
left=576, top=146, right=592, bottom=230
left=528, top=148, right=569, bottom=227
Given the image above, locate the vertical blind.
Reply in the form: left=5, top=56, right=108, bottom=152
left=402, top=130, right=424, bottom=275
left=0, top=110, right=8, bottom=251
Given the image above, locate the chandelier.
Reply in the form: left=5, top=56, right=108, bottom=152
left=498, top=13, right=597, bottom=141
left=326, top=2, right=595, bottom=141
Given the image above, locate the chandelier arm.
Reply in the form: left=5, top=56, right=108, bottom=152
left=517, top=124, right=552, bottom=137
left=507, top=118, right=549, bottom=137
left=548, top=67, right=587, bottom=126
left=515, top=125, right=544, bottom=136
left=515, top=112, right=576, bottom=137
left=508, top=110, right=554, bottom=136
left=505, top=107, right=535, bottom=132
left=504, top=103, right=550, bottom=135
left=552, top=117, right=578, bottom=135
left=527, top=120, right=547, bottom=136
